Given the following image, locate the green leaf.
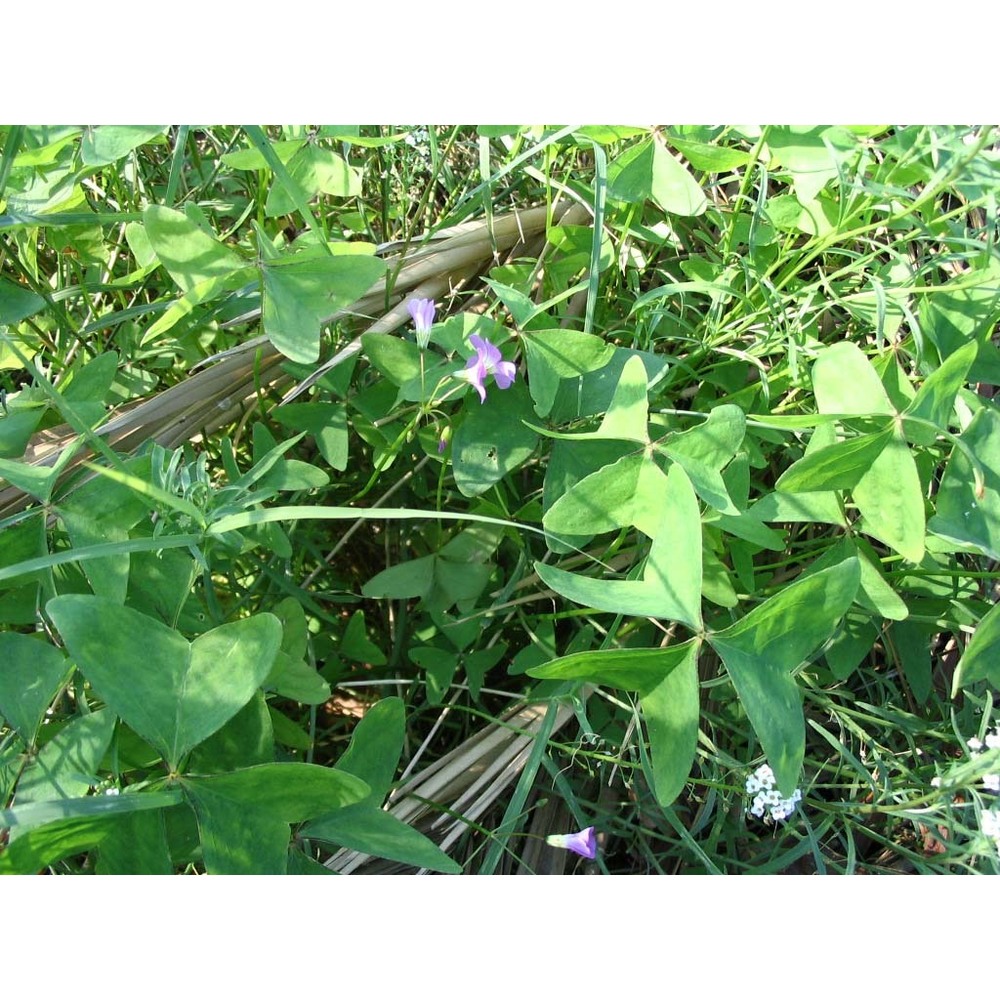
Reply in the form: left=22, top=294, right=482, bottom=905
left=183, top=763, right=369, bottom=872
left=659, top=404, right=746, bottom=512
left=0, top=277, right=46, bottom=324
left=274, top=402, right=349, bottom=470
left=607, top=139, right=655, bottom=203
left=743, top=490, right=846, bottom=529
left=361, top=332, right=423, bottom=387
left=640, top=639, right=700, bottom=806
left=79, top=126, right=167, bottom=166
left=59, top=455, right=152, bottom=604
left=0, top=634, right=72, bottom=745
left=852, top=428, right=925, bottom=563
left=535, top=463, right=703, bottom=628
left=650, top=137, right=708, bottom=216
left=0, top=456, right=56, bottom=500
left=340, top=610, right=387, bottom=666
left=661, top=405, right=746, bottom=469
left=904, top=339, right=977, bottom=442
left=549, top=346, right=669, bottom=424
left=777, top=427, right=893, bottom=492
left=334, top=696, right=404, bottom=802
left=527, top=641, right=695, bottom=695
left=0, top=815, right=113, bottom=874
left=825, top=616, right=878, bottom=680
left=188, top=693, right=275, bottom=772
left=711, top=558, right=860, bottom=795
left=182, top=763, right=369, bottom=821
left=14, top=709, right=116, bottom=805
left=812, top=342, right=895, bottom=416
left=954, top=600, right=1000, bottom=691
left=260, top=244, right=385, bottom=363
left=409, top=646, right=458, bottom=705
left=265, top=144, right=362, bottom=216
left=143, top=205, right=244, bottom=293
left=222, top=139, right=302, bottom=170
left=46, top=596, right=282, bottom=768
left=597, top=355, right=649, bottom=443
left=544, top=453, right=668, bottom=539
left=0, top=407, right=43, bottom=458
left=362, top=554, right=435, bottom=600
left=767, top=125, right=857, bottom=203
left=304, top=804, right=462, bottom=874
left=453, top=379, right=538, bottom=497
left=668, top=136, right=751, bottom=172
left=183, top=782, right=290, bottom=874
left=919, top=267, right=1000, bottom=381
left=854, top=539, right=909, bottom=622
left=95, top=808, right=173, bottom=875
left=522, top=328, right=614, bottom=417
left=266, top=651, right=331, bottom=705
left=608, top=138, right=708, bottom=215
left=928, top=406, right=1000, bottom=559
left=891, top=620, right=933, bottom=704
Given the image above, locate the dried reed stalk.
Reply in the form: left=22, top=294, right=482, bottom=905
left=326, top=695, right=581, bottom=874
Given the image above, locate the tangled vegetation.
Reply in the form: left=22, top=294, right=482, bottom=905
left=0, top=125, right=998, bottom=874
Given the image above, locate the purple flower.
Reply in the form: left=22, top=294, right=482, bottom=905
left=407, top=298, right=436, bottom=349
left=457, top=334, right=516, bottom=403
left=545, top=826, right=597, bottom=860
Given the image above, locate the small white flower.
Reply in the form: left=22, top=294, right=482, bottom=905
left=745, top=762, right=802, bottom=823
left=967, top=726, right=1000, bottom=794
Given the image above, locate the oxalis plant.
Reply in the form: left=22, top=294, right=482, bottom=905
left=0, top=125, right=998, bottom=874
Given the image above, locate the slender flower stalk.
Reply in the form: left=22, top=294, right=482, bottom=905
left=408, top=298, right=436, bottom=349
left=546, top=826, right=597, bottom=860
left=455, top=334, right=516, bottom=403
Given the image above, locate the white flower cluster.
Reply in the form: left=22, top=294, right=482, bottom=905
left=969, top=728, right=1000, bottom=854
left=982, top=809, right=1000, bottom=851
left=745, top=763, right=803, bottom=822
left=967, top=728, right=1000, bottom=793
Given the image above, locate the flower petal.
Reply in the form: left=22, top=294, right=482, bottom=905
left=493, top=360, right=517, bottom=389
left=408, top=298, right=436, bottom=332
left=545, top=826, right=597, bottom=860
left=469, top=334, right=501, bottom=369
